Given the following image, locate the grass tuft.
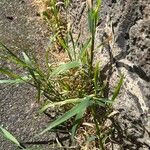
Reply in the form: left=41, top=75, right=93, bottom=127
left=0, top=0, right=123, bottom=149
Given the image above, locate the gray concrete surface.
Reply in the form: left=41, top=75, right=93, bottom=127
left=0, top=0, right=57, bottom=149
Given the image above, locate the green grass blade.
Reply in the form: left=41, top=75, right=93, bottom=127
left=88, top=7, right=94, bottom=34
left=1, top=44, right=43, bottom=80
left=57, top=37, right=72, bottom=61
left=39, top=98, right=83, bottom=113
left=80, top=38, right=91, bottom=56
left=45, top=49, right=53, bottom=78
left=50, top=61, right=80, bottom=77
left=94, top=100, right=105, bottom=107
left=71, top=109, right=85, bottom=141
left=0, top=74, right=34, bottom=84
left=93, top=0, right=101, bottom=24
left=0, top=68, right=38, bottom=84
left=37, top=83, right=41, bottom=102
left=64, top=0, right=70, bottom=7
left=93, top=97, right=112, bottom=106
left=59, top=80, right=71, bottom=91
left=75, top=32, right=81, bottom=46
left=1, top=43, right=44, bottom=79
left=0, top=42, right=27, bottom=67
left=93, top=62, right=100, bottom=93
left=22, top=52, right=45, bottom=79
left=0, top=126, right=22, bottom=148
left=0, top=79, right=25, bottom=84
left=28, top=69, right=38, bottom=83
left=79, top=38, right=91, bottom=64
left=69, top=31, right=76, bottom=60
left=38, top=96, right=91, bottom=136
left=0, top=68, right=21, bottom=79
left=22, top=52, right=32, bottom=66
left=111, top=75, right=124, bottom=101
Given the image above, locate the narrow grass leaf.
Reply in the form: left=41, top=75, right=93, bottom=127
left=93, top=97, right=112, bottom=106
left=39, top=98, right=83, bottom=113
left=75, top=32, right=81, bottom=46
left=93, top=0, right=101, bottom=24
left=22, top=52, right=32, bottom=66
left=93, top=62, right=100, bottom=92
left=69, top=31, right=76, bottom=60
left=59, top=80, right=71, bottom=91
left=79, top=38, right=91, bottom=64
left=94, top=100, right=105, bottom=107
left=111, top=74, right=124, bottom=101
left=38, top=96, right=91, bottom=136
left=45, top=49, right=53, bottom=77
left=0, top=68, right=21, bottom=79
left=0, top=74, right=36, bottom=84
left=80, top=38, right=91, bottom=57
left=37, top=83, right=41, bottom=102
left=88, top=6, right=94, bottom=34
left=0, top=42, right=27, bottom=67
left=50, top=61, right=80, bottom=77
left=0, top=79, right=24, bottom=84
left=22, top=52, right=45, bottom=79
left=57, top=37, right=72, bottom=61
left=71, top=109, right=85, bottom=141
left=0, top=126, right=21, bottom=148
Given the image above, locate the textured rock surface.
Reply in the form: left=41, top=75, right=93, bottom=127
left=98, top=0, right=150, bottom=149
left=69, top=0, right=150, bottom=149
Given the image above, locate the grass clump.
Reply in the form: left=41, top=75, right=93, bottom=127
left=0, top=0, right=123, bottom=149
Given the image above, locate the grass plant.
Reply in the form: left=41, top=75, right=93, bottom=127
left=0, top=0, right=123, bottom=149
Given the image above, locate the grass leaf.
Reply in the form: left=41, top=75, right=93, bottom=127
left=0, top=68, right=21, bottom=79
left=79, top=38, right=91, bottom=64
left=0, top=79, right=25, bottom=84
left=71, top=109, right=85, bottom=141
left=0, top=126, right=21, bottom=148
left=50, top=61, right=80, bottom=77
left=93, top=62, right=100, bottom=93
left=57, top=37, right=73, bottom=61
left=111, top=74, right=124, bottom=101
left=38, top=96, right=92, bottom=136
left=0, top=72, right=38, bottom=84
left=39, top=98, right=83, bottom=113
left=0, top=42, right=27, bottom=67
left=93, top=0, right=101, bottom=24
left=22, top=52, right=32, bottom=66
left=69, top=31, right=76, bottom=60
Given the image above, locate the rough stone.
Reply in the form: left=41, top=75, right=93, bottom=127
left=99, top=0, right=150, bottom=149
left=68, top=0, right=150, bottom=149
